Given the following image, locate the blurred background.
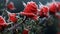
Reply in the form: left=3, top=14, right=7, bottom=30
left=0, top=0, right=60, bottom=13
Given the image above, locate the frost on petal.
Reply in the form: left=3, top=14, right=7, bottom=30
left=20, top=12, right=36, bottom=17
left=20, top=1, right=38, bottom=20
left=0, top=16, right=8, bottom=29
left=0, top=16, right=6, bottom=23
left=20, top=12, right=38, bottom=20
left=23, top=1, right=38, bottom=14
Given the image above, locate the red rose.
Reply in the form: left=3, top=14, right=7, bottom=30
left=39, top=6, right=48, bottom=18
left=8, top=13, right=18, bottom=23
left=23, top=1, right=38, bottom=14
left=0, top=16, right=8, bottom=30
left=7, top=2, right=15, bottom=10
left=49, top=3, right=57, bottom=14
left=22, top=29, right=29, bottom=34
left=20, top=1, right=38, bottom=20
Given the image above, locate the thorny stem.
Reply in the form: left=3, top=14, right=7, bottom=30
left=8, top=17, right=27, bottom=31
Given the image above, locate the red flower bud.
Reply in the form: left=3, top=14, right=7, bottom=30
left=20, top=1, right=38, bottom=20
left=8, top=13, right=18, bottom=23
left=22, top=29, right=29, bottom=34
left=39, top=6, right=48, bottom=18
left=49, top=3, right=57, bottom=14
left=7, top=2, right=15, bottom=10
left=0, top=16, right=8, bottom=30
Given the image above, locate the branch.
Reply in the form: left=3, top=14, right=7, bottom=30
left=7, top=17, right=27, bottom=31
